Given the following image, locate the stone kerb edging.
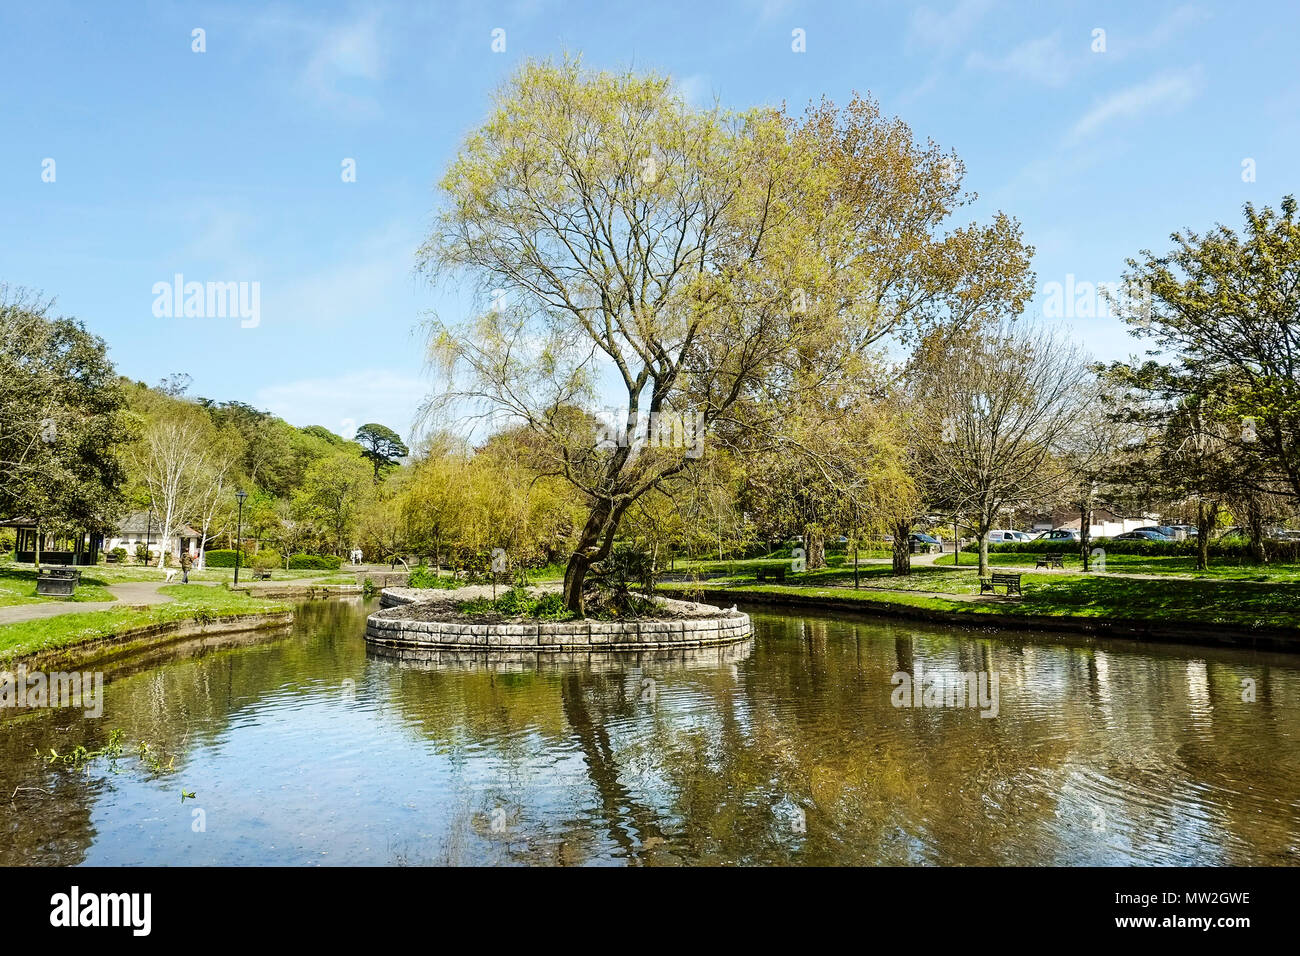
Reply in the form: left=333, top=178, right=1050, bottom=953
left=367, top=589, right=751, bottom=650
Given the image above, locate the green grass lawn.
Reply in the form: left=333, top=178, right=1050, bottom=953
left=0, top=560, right=356, bottom=588
left=0, top=585, right=293, bottom=662
left=672, top=551, right=891, bottom=577
left=932, top=550, right=1300, bottom=582
left=88, top=565, right=346, bottom=584
left=662, top=566, right=1300, bottom=630
left=0, top=566, right=117, bottom=606
left=697, top=563, right=978, bottom=592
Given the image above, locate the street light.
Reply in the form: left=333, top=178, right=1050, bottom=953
left=234, top=490, right=248, bottom=585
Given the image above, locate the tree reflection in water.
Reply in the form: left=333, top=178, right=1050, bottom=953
left=1, top=599, right=1297, bottom=866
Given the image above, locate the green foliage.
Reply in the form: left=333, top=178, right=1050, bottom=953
left=408, top=563, right=452, bottom=588
left=1, top=288, right=130, bottom=533
left=586, top=542, right=656, bottom=615
left=202, top=548, right=249, bottom=568
left=251, top=548, right=281, bottom=571
left=532, top=591, right=569, bottom=619
left=354, top=423, right=410, bottom=481
left=133, top=543, right=150, bottom=563
left=456, top=596, right=495, bottom=615
left=1104, top=196, right=1300, bottom=504
left=454, top=587, right=575, bottom=621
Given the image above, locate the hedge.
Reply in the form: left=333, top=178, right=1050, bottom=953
left=287, top=553, right=341, bottom=570
left=965, top=538, right=1300, bottom=561
left=202, top=549, right=249, bottom=567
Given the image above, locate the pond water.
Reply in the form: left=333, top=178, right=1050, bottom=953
left=2, top=598, right=1297, bottom=865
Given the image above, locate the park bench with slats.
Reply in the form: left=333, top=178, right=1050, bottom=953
left=1035, top=553, right=1065, bottom=569
left=980, top=571, right=1022, bottom=596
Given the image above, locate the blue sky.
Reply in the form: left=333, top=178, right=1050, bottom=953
left=3, top=0, right=1297, bottom=444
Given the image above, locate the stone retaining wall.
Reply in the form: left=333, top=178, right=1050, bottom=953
left=366, top=590, right=751, bottom=651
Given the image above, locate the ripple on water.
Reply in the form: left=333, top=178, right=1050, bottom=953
left=1, top=599, right=1297, bottom=866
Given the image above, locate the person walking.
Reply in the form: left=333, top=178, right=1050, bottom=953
left=180, top=549, right=193, bottom=584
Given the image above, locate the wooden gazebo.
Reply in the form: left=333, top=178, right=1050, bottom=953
left=0, top=518, right=102, bottom=565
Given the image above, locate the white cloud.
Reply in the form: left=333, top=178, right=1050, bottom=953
left=224, top=7, right=386, bottom=118
left=1069, top=68, right=1202, bottom=142
left=967, top=31, right=1072, bottom=87
left=297, top=11, right=384, bottom=115
left=673, top=73, right=715, bottom=107
left=263, top=222, right=418, bottom=329
left=255, top=369, right=429, bottom=440
left=1114, top=4, right=1210, bottom=58
left=907, top=0, right=993, bottom=55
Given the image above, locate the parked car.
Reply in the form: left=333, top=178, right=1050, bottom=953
left=1115, top=529, right=1176, bottom=541
left=1037, top=529, right=1081, bottom=542
left=1010, top=531, right=1035, bottom=542
left=1139, top=524, right=1195, bottom=538
left=987, top=530, right=1019, bottom=544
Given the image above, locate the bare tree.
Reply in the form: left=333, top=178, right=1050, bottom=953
left=912, top=322, right=1093, bottom=576
left=134, top=418, right=207, bottom=568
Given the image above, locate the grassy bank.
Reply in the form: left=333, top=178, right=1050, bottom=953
left=930, top=550, right=1300, bottom=582
left=0, top=585, right=293, bottom=662
left=0, top=566, right=116, bottom=606
left=661, top=568, right=1300, bottom=631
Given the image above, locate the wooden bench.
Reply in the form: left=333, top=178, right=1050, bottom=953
left=1035, top=553, right=1065, bottom=569
left=980, top=571, right=1022, bottom=596
left=104, top=552, right=122, bottom=564
left=251, top=568, right=273, bottom=581
left=755, top=567, right=787, bottom=583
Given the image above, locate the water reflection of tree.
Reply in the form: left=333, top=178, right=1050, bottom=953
left=5, top=600, right=1297, bottom=866
left=0, top=600, right=371, bottom=865
left=390, top=613, right=1300, bottom=866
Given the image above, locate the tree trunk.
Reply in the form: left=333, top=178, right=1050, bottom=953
left=977, top=517, right=993, bottom=577
left=33, top=520, right=42, bottom=571
left=1245, top=495, right=1267, bottom=564
left=803, top=528, right=826, bottom=571
left=1079, top=504, right=1092, bottom=571
left=562, top=499, right=624, bottom=615
left=1195, top=499, right=1218, bottom=571
left=891, top=518, right=912, bottom=575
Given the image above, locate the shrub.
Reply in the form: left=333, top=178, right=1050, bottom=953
left=202, top=549, right=249, bottom=568
left=532, top=592, right=570, bottom=620
left=109, top=547, right=128, bottom=562
left=457, top=596, right=495, bottom=616
left=408, top=563, right=442, bottom=588
left=454, top=588, right=576, bottom=621
left=496, top=586, right=536, bottom=617
left=587, top=543, right=655, bottom=610
left=287, top=553, right=341, bottom=570
left=134, top=543, right=151, bottom=564
left=252, top=549, right=281, bottom=571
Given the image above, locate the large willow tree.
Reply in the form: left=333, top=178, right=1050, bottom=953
left=420, top=59, right=1030, bottom=612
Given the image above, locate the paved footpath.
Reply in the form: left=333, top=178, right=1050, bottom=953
left=0, top=579, right=216, bottom=627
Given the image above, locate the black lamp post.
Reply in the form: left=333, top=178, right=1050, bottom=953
left=233, top=490, right=248, bottom=584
